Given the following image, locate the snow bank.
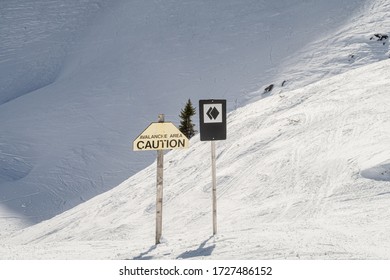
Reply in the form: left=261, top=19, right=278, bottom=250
left=3, top=0, right=378, bottom=226
left=3, top=59, right=389, bottom=259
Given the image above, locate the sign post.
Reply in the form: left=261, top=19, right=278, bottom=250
left=133, top=115, right=189, bottom=245
left=155, top=114, right=164, bottom=245
left=211, top=141, right=217, bottom=235
left=199, top=99, right=227, bottom=235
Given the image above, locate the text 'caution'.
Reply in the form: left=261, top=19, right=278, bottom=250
left=133, top=122, right=189, bottom=151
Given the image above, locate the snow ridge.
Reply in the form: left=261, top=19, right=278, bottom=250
left=1, top=0, right=390, bottom=259
left=3, top=59, right=390, bottom=259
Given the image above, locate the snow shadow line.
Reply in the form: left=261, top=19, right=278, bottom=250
left=176, top=236, right=215, bottom=259
left=133, top=245, right=157, bottom=260
left=132, top=236, right=215, bottom=260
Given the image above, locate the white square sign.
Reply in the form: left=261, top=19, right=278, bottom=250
left=203, top=104, right=223, bottom=123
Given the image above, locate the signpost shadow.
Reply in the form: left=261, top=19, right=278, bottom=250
left=132, top=245, right=158, bottom=260
left=176, top=236, right=216, bottom=259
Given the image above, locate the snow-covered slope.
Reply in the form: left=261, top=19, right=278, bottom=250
left=274, top=0, right=390, bottom=93
left=0, top=0, right=108, bottom=104
left=1, top=0, right=386, bottom=227
left=2, top=59, right=389, bottom=259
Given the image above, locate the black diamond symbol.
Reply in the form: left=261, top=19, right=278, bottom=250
left=206, top=106, right=220, bottom=120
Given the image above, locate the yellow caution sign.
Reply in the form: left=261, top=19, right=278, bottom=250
left=133, top=122, right=189, bottom=151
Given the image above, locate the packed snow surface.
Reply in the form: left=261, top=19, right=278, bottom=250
left=2, top=59, right=390, bottom=259
left=1, top=0, right=390, bottom=259
left=3, top=0, right=387, bottom=224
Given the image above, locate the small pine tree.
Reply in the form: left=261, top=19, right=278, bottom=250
left=179, top=99, right=196, bottom=139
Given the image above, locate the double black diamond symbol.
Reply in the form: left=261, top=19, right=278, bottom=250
left=206, top=107, right=220, bottom=120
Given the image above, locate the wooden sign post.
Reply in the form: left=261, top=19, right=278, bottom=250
left=133, top=114, right=189, bottom=245
left=199, top=99, right=227, bottom=236
left=211, top=141, right=217, bottom=235
left=155, top=114, right=164, bottom=244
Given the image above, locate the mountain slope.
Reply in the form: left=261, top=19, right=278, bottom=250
left=2, top=59, right=389, bottom=259
left=2, top=0, right=378, bottom=226
left=0, top=0, right=108, bottom=104
left=274, top=0, right=390, bottom=93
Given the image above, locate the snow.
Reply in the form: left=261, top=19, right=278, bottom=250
left=2, top=58, right=390, bottom=259
left=1, top=0, right=390, bottom=259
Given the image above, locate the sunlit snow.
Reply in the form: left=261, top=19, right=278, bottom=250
left=0, top=0, right=389, bottom=259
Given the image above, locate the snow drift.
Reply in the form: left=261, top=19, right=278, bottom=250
left=2, top=58, right=389, bottom=259
left=1, top=0, right=390, bottom=260
left=2, top=0, right=382, bottom=226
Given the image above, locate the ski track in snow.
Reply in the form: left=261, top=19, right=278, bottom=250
left=0, top=0, right=107, bottom=104
left=1, top=58, right=389, bottom=259
left=1, top=0, right=376, bottom=227
left=1, top=0, right=390, bottom=259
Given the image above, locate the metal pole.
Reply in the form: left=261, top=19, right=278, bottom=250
left=156, top=114, right=164, bottom=245
left=211, top=141, right=217, bottom=235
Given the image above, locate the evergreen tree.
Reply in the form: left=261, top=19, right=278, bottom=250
left=179, top=99, right=196, bottom=139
